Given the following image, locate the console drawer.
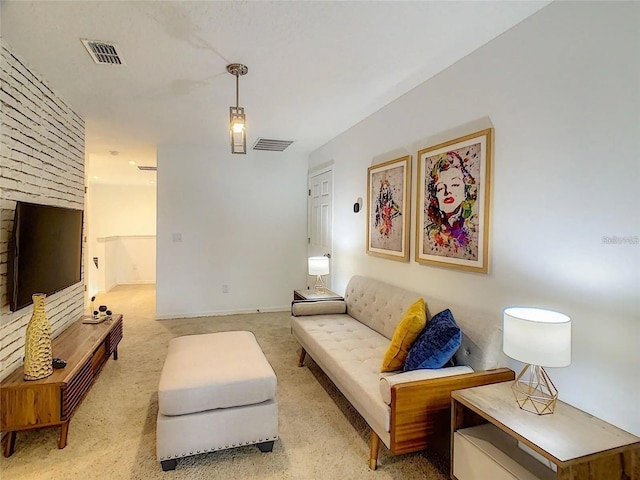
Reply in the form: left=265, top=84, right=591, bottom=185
left=453, top=424, right=554, bottom=480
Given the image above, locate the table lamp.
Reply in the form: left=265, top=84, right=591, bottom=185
left=308, top=256, right=329, bottom=294
left=503, top=307, right=571, bottom=415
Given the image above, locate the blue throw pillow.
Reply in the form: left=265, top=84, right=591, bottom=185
left=403, top=309, right=462, bottom=371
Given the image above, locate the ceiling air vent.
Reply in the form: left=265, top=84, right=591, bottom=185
left=252, top=138, right=294, bottom=152
left=137, top=166, right=157, bottom=171
left=81, top=39, right=126, bottom=65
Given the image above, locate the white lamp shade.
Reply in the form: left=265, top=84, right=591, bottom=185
left=308, top=256, right=329, bottom=276
left=503, top=307, right=571, bottom=367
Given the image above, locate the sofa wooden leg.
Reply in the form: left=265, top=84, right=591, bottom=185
left=161, top=459, right=177, bottom=471
left=369, top=431, right=380, bottom=470
left=298, top=348, right=307, bottom=367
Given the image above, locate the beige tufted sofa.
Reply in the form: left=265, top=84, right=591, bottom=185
left=291, top=275, right=514, bottom=469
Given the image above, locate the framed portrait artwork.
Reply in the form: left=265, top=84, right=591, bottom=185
left=415, top=128, right=493, bottom=273
left=366, top=155, right=411, bottom=261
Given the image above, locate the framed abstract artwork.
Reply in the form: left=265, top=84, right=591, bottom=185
left=366, top=155, right=411, bottom=261
left=415, top=128, right=493, bottom=273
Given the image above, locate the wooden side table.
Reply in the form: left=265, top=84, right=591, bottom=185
left=293, top=289, right=343, bottom=301
left=451, top=382, right=640, bottom=480
left=0, top=315, right=123, bottom=456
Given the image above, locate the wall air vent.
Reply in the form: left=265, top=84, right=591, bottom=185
left=81, top=39, right=126, bottom=65
left=137, top=166, right=157, bottom=171
left=252, top=138, right=294, bottom=152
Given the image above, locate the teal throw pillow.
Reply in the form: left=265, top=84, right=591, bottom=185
left=403, top=309, right=462, bottom=371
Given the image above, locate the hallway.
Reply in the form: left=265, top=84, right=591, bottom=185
left=92, top=283, right=156, bottom=320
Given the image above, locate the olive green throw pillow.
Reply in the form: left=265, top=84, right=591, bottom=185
left=381, top=298, right=426, bottom=372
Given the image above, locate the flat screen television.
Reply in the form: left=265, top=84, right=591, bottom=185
left=8, top=201, right=84, bottom=312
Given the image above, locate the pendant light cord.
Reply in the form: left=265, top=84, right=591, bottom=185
left=235, top=73, right=239, bottom=108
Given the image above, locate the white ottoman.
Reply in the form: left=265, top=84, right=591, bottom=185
left=156, top=331, right=278, bottom=471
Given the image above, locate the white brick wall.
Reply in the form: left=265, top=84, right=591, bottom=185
left=0, top=40, right=85, bottom=380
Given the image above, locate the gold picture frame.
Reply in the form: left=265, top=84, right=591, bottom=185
left=366, top=155, right=411, bottom=262
left=415, top=128, right=493, bottom=273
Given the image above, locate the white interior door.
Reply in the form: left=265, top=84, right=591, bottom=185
left=308, top=168, right=333, bottom=289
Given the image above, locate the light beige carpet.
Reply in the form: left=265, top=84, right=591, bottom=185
left=0, top=285, right=448, bottom=479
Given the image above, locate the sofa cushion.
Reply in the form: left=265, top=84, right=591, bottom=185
left=404, top=309, right=462, bottom=371
left=381, top=298, right=426, bottom=372
left=344, top=275, right=425, bottom=340
left=291, top=300, right=346, bottom=316
left=424, top=299, right=507, bottom=370
left=291, top=314, right=393, bottom=441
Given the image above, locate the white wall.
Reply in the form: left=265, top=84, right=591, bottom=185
left=94, top=236, right=156, bottom=292
left=86, top=183, right=156, bottom=294
left=0, top=41, right=85, bottom=379
left=156, top=145, right=308, bottom=318
left=310, top=2, right=640, bottom=435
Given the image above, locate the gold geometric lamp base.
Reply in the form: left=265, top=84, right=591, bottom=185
left=313, top=275, right=326, bottom=294
left=512, top=364, right=558, bottom=415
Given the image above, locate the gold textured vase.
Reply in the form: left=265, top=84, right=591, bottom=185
left=23, top=293, right=53, bottom=381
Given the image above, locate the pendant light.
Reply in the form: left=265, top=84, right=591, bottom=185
left=227, top=63, right=248, bottom=154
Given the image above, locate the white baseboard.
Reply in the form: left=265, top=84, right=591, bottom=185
left=155, top=305, right=290, bottom=320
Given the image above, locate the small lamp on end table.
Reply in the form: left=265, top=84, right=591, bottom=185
left=503, top=307, right=571, bottom=415
left=308, top=256, right=329, bottom=294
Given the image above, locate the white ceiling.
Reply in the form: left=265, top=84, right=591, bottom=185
left=1, top=1, right=550, bottom=186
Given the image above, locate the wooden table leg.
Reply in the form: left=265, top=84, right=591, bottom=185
left=113, top=346, right=118, bottom=360
left=58, top=421, right=70, bottom=449
left=2, top=431, right=17, bottom=457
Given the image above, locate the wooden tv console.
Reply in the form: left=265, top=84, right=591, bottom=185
left=0, top=314, right=123, bottom=457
